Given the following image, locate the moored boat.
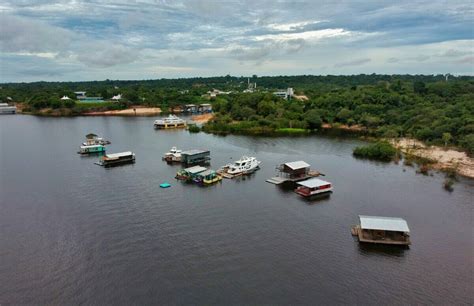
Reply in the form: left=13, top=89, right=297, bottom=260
left=95, top=151, right=135, bottom=167
left=0, top=103, right=16, bottom=114
left=351, top=215, right=411, bottom=246
left=294, top=178, right=333, bottom=197
left=163, top=146, right=182, bottom=162
left=175, top=165, right=207, bottom=181
left=193, top=169, right=222, bottom=185
left=220, top=156, right=261, bottom=178
left=154, top=115, right=187, bottom=129
left=78, top=144, right=106, bottom=154
left=82, top=133, right=111, bottom=146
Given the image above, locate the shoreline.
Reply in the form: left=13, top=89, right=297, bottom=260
left=83, top=107, right=162, bottom=116
left=390, top=138, right=474, bottom=179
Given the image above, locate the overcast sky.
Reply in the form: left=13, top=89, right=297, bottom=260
left=0, top=0, right=473, bottom=82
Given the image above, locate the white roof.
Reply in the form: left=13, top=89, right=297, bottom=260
left=80, top=144, right=103, bottom=149
left=297, top=178, right=331, bottom=188
left=61, top=95, right=71, bottom=100
left=184, top=166, right=207, bottom=174
left=359, top=215, right=410, bottom=232
left=182, top=149, right=209, bottom=155
left=285, top=161, right=310, bottom=170
left=106, top=151, right=133, bottom=158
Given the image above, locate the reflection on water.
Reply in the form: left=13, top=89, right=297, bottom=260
left=0, top=115, right=472, bottom=305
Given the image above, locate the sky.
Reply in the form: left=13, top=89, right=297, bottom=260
left=0, top=0, right=473, bottom=82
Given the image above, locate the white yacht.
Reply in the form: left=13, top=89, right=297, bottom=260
left=224, top=156, right=261, bottom=176
left=163, top=146, right=182, bottom=162
left=154, top=115, right=187, bottom=129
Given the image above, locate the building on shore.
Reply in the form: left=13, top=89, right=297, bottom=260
left=273, top=88, right=294, bottom=100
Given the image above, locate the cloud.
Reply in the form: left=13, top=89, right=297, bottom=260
left=387, top=57, right=400, bottom=63
left=335, top=58, right=371, bottom=67
left=0, top=15, right=73, bottom=53
left=76, top=44, right=139, bottom=67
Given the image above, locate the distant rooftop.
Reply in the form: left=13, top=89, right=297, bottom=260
left=359, top=215, right=410, bottom=232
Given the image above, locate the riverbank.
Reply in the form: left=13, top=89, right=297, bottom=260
left=391, top=138, right=474, bottom=178
left=191, top=113, right=214, bottom=123
left=84, top=106, right=162, bottom=116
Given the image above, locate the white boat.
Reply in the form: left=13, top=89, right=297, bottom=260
left=222, top=156, right=261, bottom=176
left=0, top=103, right=16, bottom=114
left=154, top=115, right=187, bottom=129
left=163, top=146, right=182, bottom=162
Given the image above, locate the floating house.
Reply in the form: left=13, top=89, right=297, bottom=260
left=0, top=103, right=16, bottom=114
left=181, top=149, right=211, bottom=165
left=295, top=178, right=333, bottom=197
left=198, top=103, right=212, bottom=113
left=351, top=215, right=411, bottom=246
left=83, top=133, right=110, bottom=146
left=96, top=151, right=135, bottom=167
left=78, top=144, right=106, bottom=154
left=176, top=165, right=207, bottom=181
left=153, top=115, right=187, bottom=129
left=266, top=161, right=320, bottom=185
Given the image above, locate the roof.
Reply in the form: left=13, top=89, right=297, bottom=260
left=80, top=144, right=103, bottom=149
left=105, top=151, right=133, bottom=158
left=359, top=215, right=410, bottom=232
left=184, top=166, right=207, bottom=174
left=284, top=161, right=310, bottom=170
left=200, top=103, right=211, bottom=106
left=198, top=169, right=214, bottom=176
left=182, top=149, right=209, bottom=156
left=297, top=178, right=331, bottom=188
left=86, top=133, right=98, bottom=138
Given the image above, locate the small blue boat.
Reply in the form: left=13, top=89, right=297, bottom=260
left=160, top=183, right=171, bottom=188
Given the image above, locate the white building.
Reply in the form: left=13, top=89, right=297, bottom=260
left=273, top=88, right=294, bottom=100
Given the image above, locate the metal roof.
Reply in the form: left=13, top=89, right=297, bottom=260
left=198, top=169, right=214, bottom=176
left=359, top=215, right=410, bottom=232
left=80, top=144, right=103, bottom=149
left=297, top=178, right=331, bottom=188
left=106, top=151, right=133, bottom=158
left=284, top=161, right=310, bottom=170
left=182, top=149, right=209, bottom=156
left=184, top=166, right=207, bottom=174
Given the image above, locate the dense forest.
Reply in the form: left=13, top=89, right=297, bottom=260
left=1, top=74, right=473, bottom=154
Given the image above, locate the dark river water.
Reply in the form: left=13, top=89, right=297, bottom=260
left=0, top=115, right=472, bottom=305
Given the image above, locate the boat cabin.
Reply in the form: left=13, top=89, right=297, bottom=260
left=181, top=149, right=211, bottom=165
left=176, top=165, right=207, bottom=180
left=79, top=144, right=106, bottom=154
left=295, top=178, right=332, bottom=197
left=352, top=215, right=411, bottom=246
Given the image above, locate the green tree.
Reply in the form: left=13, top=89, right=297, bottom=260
left=304, top=109, right=322, bottom=130
left=442, top=132, right=452, bottom=147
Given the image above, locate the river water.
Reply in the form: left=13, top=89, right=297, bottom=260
left=0, top=115, right=472, bottom=305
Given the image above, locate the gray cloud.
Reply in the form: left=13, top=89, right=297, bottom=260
left=387, top=57, right=400, bottom=63
left=77, top=44, right=139, bottom=67
left=335, top=58, right=371, bottom=67
left=0, top=15, right=72, bottom=52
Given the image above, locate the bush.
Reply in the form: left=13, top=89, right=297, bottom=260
left=353, top=141, right=397, bottom=161
left=188, top=125, right=200, bottom=133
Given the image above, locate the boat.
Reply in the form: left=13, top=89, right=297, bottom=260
left=193, top=169, right=222, bottom=185
left=95, top=151, right=135, bottom=167
left=220, top=156, right=261, bottom=177
left=154, top=115, right=187, bottom=129
left=351, top=215, right=411, bottom=246
left=160, top=182, right=171, bottom=188
left=78, top=144, right=106, bottom=154
left=0, top=103, right=16, bottom=114
left=175, top=165, right=207, bottom=181
left=294, top=178, right=333, bottom=197
left=266, top=161, right=321, bottom=185
left=163, top=147, right=182, bottom=162
left=82, top=133, right=111, bottom=146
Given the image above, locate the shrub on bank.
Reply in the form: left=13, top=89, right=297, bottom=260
left=353, top=141, right=397, bottom=161
left=188, top=125, right=200, bottom=133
